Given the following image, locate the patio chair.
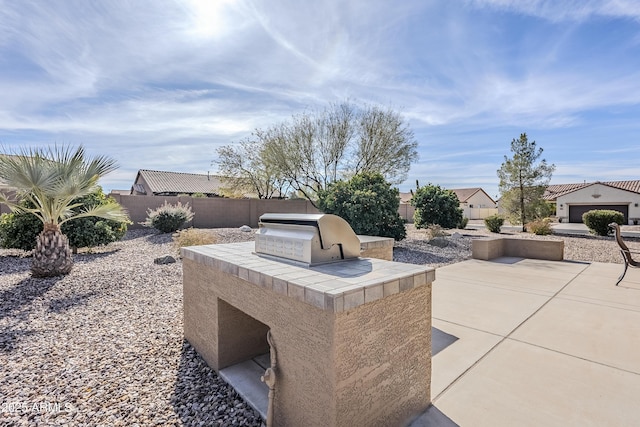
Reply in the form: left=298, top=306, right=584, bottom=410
left=609, top=223, right=640, bottom=286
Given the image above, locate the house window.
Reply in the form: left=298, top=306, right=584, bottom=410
left=469, top=204, right=474, bottom=208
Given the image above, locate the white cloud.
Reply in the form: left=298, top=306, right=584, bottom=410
left=467, top=0, right=640, bottom=22
left=1, top=0, right=639, bottom=194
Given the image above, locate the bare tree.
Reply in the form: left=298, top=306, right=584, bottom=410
left=215, top=100, right=418, bottom=206
left=351, top=104, right=417, bottom=184
left=215, top=136, right=287, bottom=199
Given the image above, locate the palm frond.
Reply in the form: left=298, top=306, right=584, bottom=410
left=59, top=203, right=130, bottom=226
left=0, top=144, right=122, bottom=225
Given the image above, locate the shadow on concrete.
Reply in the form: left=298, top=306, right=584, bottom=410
left=432, top=327, right=459, bottom=356
left=407, top=404, right=460, bottom=427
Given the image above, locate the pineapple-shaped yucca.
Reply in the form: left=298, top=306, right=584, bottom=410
left=31, top=223, right=74, bottom=277
left=0, top=146, right=129, bottom=277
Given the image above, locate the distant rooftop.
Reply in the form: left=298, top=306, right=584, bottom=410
left=133, top=169, right=224, bottom=196
left=544, top=180, right=640, bottom=200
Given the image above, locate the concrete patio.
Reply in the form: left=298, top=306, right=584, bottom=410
left=411, top=257, right=640, bottom=427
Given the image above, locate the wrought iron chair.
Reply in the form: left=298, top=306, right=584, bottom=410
left=609, top=223, right=640, bottom=286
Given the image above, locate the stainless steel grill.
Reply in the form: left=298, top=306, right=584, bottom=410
left=255, top=213, right=360, bottom=266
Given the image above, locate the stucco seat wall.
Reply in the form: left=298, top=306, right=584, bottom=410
left=472, top=237, right=564, bottom=261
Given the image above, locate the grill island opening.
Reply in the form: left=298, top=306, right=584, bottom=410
left=255, top=213, right=361, bottom=266
left=182, top=213, right=434, bottom=426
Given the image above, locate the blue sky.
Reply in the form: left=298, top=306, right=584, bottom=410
left=1, top=0, right=639, bottom=199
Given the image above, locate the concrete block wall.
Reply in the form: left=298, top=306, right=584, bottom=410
left=107, top=194, right=415, bottom=229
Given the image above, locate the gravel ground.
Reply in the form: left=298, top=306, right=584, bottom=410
left=1, top=226, right=638, bottom=426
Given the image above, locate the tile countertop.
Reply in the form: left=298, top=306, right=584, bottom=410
left=182, top=242, right=435, bottom=313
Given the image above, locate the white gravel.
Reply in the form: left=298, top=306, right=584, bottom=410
left=1, top=226, right=636, bottom=426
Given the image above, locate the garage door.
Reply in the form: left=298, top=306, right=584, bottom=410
left=568, top=205, right=628, bottom=223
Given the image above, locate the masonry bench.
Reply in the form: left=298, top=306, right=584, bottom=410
left=472, top=237, right=564, bottom=261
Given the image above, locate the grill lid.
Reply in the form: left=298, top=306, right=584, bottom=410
left=255, top=213, right=360, bottom=266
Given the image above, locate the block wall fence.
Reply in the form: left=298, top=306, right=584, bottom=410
left=0, top=195, right=416, bottom=228
left=106, top=194, right=417, bottom=229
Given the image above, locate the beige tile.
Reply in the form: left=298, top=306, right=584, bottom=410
left=364, top=284, right=383, bottom=303
left=413, top=272, right=427, bottom=287
left=238, top=266, right=249, bottom=281
left=325, top=294, right=344, bottom=313
left=304, top=285, right=327, bottom=309
left=383, top=280, right=400, bottom=296
left=287, top=283, right=305, bottom=302
left=399, top=275, right=414, bottom=292
left=343, top=289, right=365, bottom=311
left=272, top=277, right=287, bottom=295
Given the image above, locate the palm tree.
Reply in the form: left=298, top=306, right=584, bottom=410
left=0, top=145, right=129, bottom=277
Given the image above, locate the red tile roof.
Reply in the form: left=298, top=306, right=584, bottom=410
left=544, top=180, right=640, bottom=200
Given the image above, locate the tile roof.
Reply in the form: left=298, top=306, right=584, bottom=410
left=544, top=180, right=640, bottom=200
left=399, top=187, right=496, bottom=204
left=136, top=169, right=224, bottom=195
left=450, top=188, right=492, bottom=203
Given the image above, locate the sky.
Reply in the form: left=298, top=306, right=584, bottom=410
left=0, top=0, right=639, bottom=200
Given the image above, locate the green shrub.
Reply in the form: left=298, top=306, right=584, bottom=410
left=527, top=218, right=553, bottom=235
left=61, top=190, right=129, bottom=252
left=317, top=172, right=406, bottom=241
left=582, top=209, right=624, bottom=236
left=458, top=217, right=469, bottom=229
left=0, top=210, right=42, bottom=251
left=411, top=184, right=463, bottom=229
left=484, top=215, right=504, bottom=233
left=0, top=188, right=128, bottom=252
left=142, top=201, right=194, bottom=233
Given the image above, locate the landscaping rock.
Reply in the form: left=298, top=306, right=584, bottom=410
left=239, top=225, right=252, bottom=232
left=154, top=255, right=176, bottom=265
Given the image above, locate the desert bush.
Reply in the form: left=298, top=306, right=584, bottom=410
left=582, top=209, right=624, bottom=236
left=173, top=228, right=217, bottom=249
left=484, top=215, right=504, bottom=233
left=458, top=217, right=469, bottom=229
left=426, top=224, right=446, bottom=240
left=527, top=218, right=553, bottom=235
left=426, top=224, right=449, bottom=247
left=317, top=172, right=406, bottom=241
left=141, top=201, right=194, bottom=233
left=0, top=189, right=128, bottom=252
left=411, top=184, right=463, bottom=229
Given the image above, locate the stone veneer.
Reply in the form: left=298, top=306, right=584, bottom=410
left=182, top=242, right=434, bottom=427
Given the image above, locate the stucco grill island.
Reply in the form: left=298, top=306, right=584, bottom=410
left=182, top=213, right=435, bottom=426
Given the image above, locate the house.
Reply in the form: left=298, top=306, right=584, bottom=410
left=399, top=187, right=498, bottom=220
left=544, top=180, right=640, bottom=224
left=131, top=169, right=225, bottom=197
